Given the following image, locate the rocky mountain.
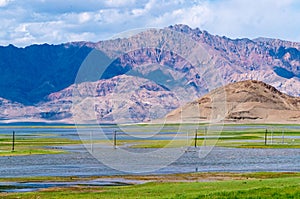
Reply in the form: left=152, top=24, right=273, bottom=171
left=0, top=24, right=300, bottom=123
left=166, top=80, right=300, bottom=124
left=87, top=24, right=300, bottom=97
left=0, top=44, right=93, bottom=105
left=46, top=75, right=183, bottom=123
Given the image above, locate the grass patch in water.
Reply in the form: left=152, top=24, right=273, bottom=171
left=0, top=136, right=81, bottom=156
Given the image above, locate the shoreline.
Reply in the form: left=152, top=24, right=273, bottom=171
left=1, top=171, right=299, bottom=183
left=0, top=171, right=299, bottom=194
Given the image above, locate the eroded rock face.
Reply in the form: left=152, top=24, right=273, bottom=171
left=0, top=24, right=300, bottom=123
left=46, top=75, right=183, bottom=123
left=85, top=24, right=300, bottom=97
left=168, top=24, right=300, bottom=97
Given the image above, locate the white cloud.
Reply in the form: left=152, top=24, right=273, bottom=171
left=67, top=32, right=97, bottom=41
left=0, top=0, right=12, bottom=7
left=78, top=12, right=92, bottom=24
left=131, top=8, right=145, bottom=16
left=149, top=4, right=211, bottom=29
left=0, top=0, right=300, bottom=46
left=103, top=0, right=137, bottom=8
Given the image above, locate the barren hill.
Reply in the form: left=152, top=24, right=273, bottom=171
left=166, top=80, right=300, bottom=124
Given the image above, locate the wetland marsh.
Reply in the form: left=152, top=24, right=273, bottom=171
left=0, top=123, right=299, bottom=197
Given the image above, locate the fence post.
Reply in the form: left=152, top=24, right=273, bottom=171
left=113, top=130, right=117, bottom=149
left=204, top=127, right=207, bottom=147
left=194, top=129, right=198, bottom=148
left=264, top=129, right=267, bottom=146
left=12, top=131, right=15, bottom=151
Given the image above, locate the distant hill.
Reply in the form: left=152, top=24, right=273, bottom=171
left=166, top=80, right=300, bottom=124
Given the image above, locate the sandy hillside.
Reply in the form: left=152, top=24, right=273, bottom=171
left=165, top=80, right=300, bottom=124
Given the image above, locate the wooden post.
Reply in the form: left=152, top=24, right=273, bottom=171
left=194, top=129, right=198, bottom=148
left=12, top=131, right=15, bottom=152
left=90, top=131, right=94, bottom=153
left=204, top=127, right=207, bottom=147
left=264, top=129, right=267, bottom=146
left=113, top=130, right=117, bottom=149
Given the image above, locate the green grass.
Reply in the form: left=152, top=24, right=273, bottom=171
left=0, top=136, right=81, bottom=156
left=129, top=140, right=189, bottom=148
left=118, top=130, right=299, bottom=149
left=214, top=129, right=300, bottom=148
left=0, top=171, right=297, bottom=182
left=120, top=126, right=300, bottom=149
left=223, top=123, right=300, bottom=127
left=0, top=149, right=64, bottom=156
left=101, top=178, right=299, bottom=199
left=0, top=124, right=299, bottom=154
left=1, top=172, right=299, bottom=199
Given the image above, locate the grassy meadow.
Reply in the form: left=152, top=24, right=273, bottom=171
left=0, top=172, right=299, bottom=198
left=0, top=126, right=81, bottom=156
left=0, top=124, right=299, bottom=198
left=116, top=124, right=300, bottom=149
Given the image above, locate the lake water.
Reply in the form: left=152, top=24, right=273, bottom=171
left=1, top=146, right=299, bottom=178
left=0, top=125, right=299, bottom=178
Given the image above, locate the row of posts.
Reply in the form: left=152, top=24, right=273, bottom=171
left=265, top=129, right=285, bottom=145
left=8, top=128, right=287, bottom=152
left=10, top=128, right=286, bottom=151
left=195, top=128, right=285, bottom=147
left=112, top=128, right=285, bottom=149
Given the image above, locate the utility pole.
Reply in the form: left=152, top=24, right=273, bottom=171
left=264, top=129, right=267, bottom=146
left=113, top=130, right=117, bottom=149
left=194, top=129, right=198, bottom=148
left=204, top=127, right=207, bottom=147
left=90, top=130, right=94, bottom=153
left=12, top=131, right=15, bottom=152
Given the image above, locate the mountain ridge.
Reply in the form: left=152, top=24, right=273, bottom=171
left=0, top=24, right=300, bottom=123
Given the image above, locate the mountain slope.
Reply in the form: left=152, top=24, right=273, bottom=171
left=0, top=24, right=299, bottom=105
left=0, top=44, right=93, bottom=105
left=81, top=24, right=300, bottom=97
left=166, top=80, right=300, bottom=124
left=0, top=24, right=300, bottom=123
left=43, top=74, right=184, bottom=123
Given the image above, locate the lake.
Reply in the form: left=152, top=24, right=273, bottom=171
left=0, top=124, right=299, bottom=178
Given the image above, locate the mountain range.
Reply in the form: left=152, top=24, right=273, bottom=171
left=0, top=24, right=299, bottom=123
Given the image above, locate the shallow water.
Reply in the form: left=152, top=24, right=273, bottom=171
left=0, top=179, right=134, bottom=193
left=0, top=125, right=299, bottom=178
left=0, top=146, right=299, bottom=178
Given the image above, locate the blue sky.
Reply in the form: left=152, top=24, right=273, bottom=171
left=1, top=0, right=300, bottom=46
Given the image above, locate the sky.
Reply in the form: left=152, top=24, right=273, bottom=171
left=0, top=0, right=300, bottom=47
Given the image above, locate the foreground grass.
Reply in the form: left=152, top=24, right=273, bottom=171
left=94, top=178, right=299, bottom=199
left=0, top=172, right=299, bottom=199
